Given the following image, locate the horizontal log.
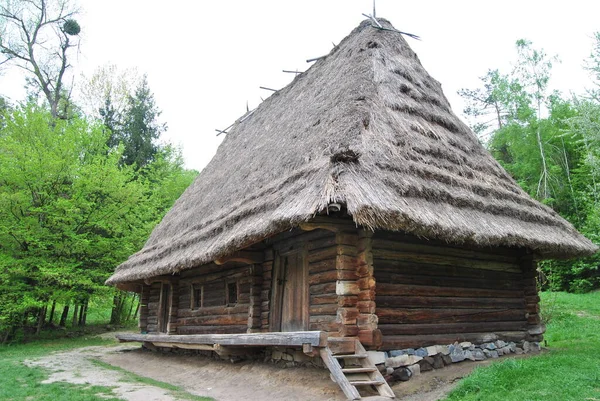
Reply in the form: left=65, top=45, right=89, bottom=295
left=178, top=304, right=249, bottom=317
left=373, top=231, right=522, bottom=259
left=372, top=238, right=519, bottom=264
left=376, top=283, right=523, bottom=299
left=178, top=313, right=249, bottom=326
left=376, top=295, right=525, bottom=309
left=310, top=282, right=337, bottom=295
left=375, top=259, right=522, bottom=282
left=215, top=250, right=264, bottom=266
left=117, top=331, right=329, bottom=347
left=377, top=308, right=526, bottom=324
left=310, top=304, right=338, bottom=315
left=378, top=321, right=527, bottom=336
left=375, top=270, right=520, bottom=291
left=309, top=270, right=358, bottom=285
left=310, top=293, right=338, bottom=305
left=177, top=325, right=253, bottom=335
left=336, top=232, right=359, bottom=247
left=359, top=328, right=382, bottom=348
left=308, top=259, right=336, bottom=274
left=372, top=249, right=520, bottom=273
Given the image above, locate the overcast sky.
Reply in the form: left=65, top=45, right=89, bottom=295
left=1, top=0, right=599, bottom=172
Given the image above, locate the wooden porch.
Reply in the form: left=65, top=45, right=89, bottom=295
left=116, top=331, right=395, bottom=400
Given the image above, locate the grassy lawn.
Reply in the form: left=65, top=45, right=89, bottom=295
left=0, top=337, right=120, bottom=401
left=0, top=336, right=213, bottom=401
left=444, top=291, right=600, bottom=401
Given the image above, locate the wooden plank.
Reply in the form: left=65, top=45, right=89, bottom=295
left=376, top=282, right=523, bottom=299
left=376, top=295, right=525, bottom=309
left=376, top=307, right=526, bottom=324
left=373, top=230, right=522, bottom=258
left=373, top=238, right=520, bottom=264
left=374, top=269, right=520, bottom=291
left=116, top=331, right=328, bottom=347
left=319, top=347, right=362, bottom=401
left=378, top=321, right=527, bottom=335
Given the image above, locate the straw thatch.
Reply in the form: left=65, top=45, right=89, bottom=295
left=107, top=19, right=597, bottom=285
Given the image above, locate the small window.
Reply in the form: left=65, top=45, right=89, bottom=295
left=190, top=284, right=203, bottom=309
left=226, top=282, right=238, bottom=306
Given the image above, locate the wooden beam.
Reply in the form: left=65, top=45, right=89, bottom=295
left=215, top=251, right=264, bottom=266
left=116, top=331, right=328, bottom=347
left=299, top=217, right=356, bottom=233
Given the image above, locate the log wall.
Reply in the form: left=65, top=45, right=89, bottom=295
left=146, top=282, right=162, bottom=333
left=260, top=228, right=340, bottom=333
left=175, top=263, right=254, bottom=335
left=372, top=231, right=535, bottom=350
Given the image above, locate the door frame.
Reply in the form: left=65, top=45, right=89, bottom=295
left=270, top=245, right=309, bottom=332
left=158, top=282, right=172, bottom=334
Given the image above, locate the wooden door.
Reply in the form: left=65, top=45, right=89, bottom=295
left=272, top=250, right=308, bottom=332
left=158, top=283, right=171, bottom=333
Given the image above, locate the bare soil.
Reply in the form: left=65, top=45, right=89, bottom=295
left=26, top=332, right=519, bottom=401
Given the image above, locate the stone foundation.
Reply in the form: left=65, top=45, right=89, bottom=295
left=368, top=340, right=541, bottom=383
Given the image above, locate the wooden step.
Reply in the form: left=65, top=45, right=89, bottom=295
left=333, top=353, right=367, bottom=359
left=321, top=339, right=395, bottom=400
left=342, top=367, right=378, bottom=374
left=349, top=380, right=386, bottom=386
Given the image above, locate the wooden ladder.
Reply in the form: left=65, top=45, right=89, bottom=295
left=320, top=339, right=395, bottom=400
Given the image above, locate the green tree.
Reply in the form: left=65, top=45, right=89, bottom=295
left=0, top=105, right=147, bottom=341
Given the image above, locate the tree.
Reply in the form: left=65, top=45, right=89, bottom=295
left=0, top=0, right=81, bottom=118
left=458, top=69, right=531, bottom=138
left=0, top=104, right=148, bottom=341
left=119, top=75, right=166, bottom=170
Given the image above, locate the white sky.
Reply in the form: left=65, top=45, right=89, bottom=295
left=1, top=0, right=599, bottom=172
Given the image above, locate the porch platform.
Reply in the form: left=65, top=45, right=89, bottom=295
left=116, top=331, right=328, bottom=348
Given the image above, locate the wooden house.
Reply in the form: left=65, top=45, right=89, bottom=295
left=107, top=19, right=596, bottom=399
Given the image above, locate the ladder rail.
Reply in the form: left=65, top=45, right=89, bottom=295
left=321, top=339, right=395, bottom=400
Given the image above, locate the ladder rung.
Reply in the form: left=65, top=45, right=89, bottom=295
left=349, top=380, right=386, bottom=386
left=333, top=353, right=367, bottom=359
left=342, top=367, right=377, bottom=373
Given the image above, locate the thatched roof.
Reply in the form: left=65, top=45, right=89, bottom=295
left=107, top=19, right=597, bottom=285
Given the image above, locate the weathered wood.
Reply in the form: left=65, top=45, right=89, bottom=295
left=379, top=321, right=527, bottom=335
left=117, top=331, right=328, bottom=347
left=299, top=217, right=357, bottom=233
left=376, top=308, right=526, bottom=324
left=375, top=269, right=520, bottom=291
left=177, top=325, right=248, bottom=335
left=319, top=347, right=362, bottom=400
left=376, top=282, right=523, bottom=299
left=327, top=337, right=356, bottom=354
left=215, top=251, right=264, bottom=265
left=376, top=295, right=525, bottom=309
left=358, top=328, right=383, bottom=348
left=336, top=280, right=360, bottom=296
left=373, top=238, right=520, bottom=264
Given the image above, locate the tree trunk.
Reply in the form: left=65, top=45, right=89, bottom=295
left=48, top=300, right=57, bottom=325
left=59, top=305, right=70, bottom=327
left=132, top=297, right=140, bottom=320
left=126, top=293, right=137, bottom=321
left=72, top=304, right=79, bottom=328
left=35, top=306, right=47, bottom=335
left=79, top=299, right=88, bottom=326
left=110, top=294, right=121, bottom=325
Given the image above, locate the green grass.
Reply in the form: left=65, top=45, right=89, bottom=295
left=0, top=334, right=213, bottom=401
left=90, top=360, right=212, bottom=401
left=444, top=291, right=600, bottom=401
left=0, top=336, right=121, bottom=401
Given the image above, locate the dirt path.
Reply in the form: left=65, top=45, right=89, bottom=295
left=25, top=333, right=498, bottom=401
